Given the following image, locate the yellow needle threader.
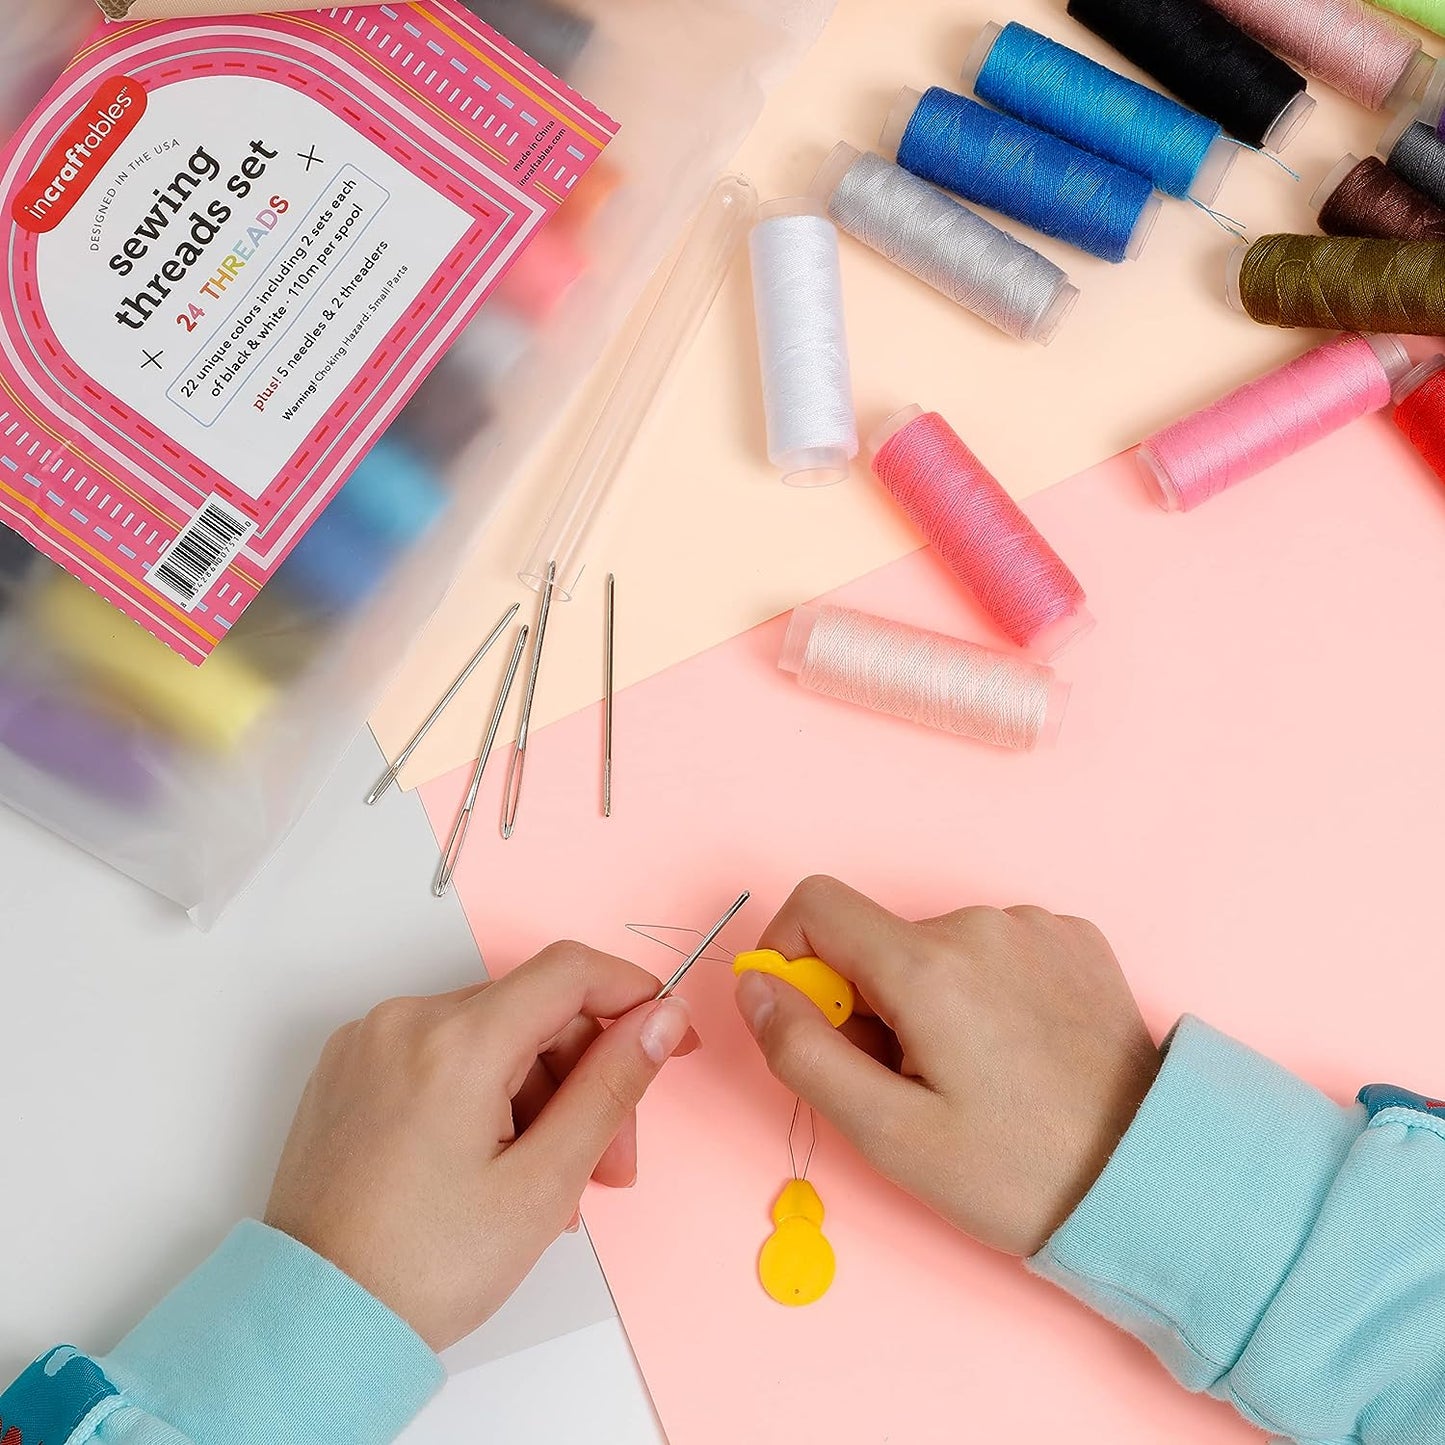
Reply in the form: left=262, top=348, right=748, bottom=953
left=732, top=949, right=855, bottom=1027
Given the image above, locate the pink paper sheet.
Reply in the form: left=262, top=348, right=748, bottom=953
left=421, top=418, right=1445, bottom=1443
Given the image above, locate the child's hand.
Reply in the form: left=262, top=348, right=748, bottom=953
left=264, top=944, right=694, bottom=1351
left=734, top=878, right=1160, bottom=1258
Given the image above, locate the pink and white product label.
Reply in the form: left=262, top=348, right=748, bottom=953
left=0, top=3, right=615, bottom=663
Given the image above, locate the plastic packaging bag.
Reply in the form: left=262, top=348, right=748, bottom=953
left=0, top=0, right=832, bottom=925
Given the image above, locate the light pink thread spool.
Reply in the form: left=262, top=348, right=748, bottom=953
left=780, top=603, right=1069, bottom=751
left=1204, top=0, right=1429, bottom=109
left=1137, top=334, right=1409, bottom=512
left=870, top=406, right=1091, bottom=658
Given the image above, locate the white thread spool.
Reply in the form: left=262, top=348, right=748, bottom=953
left=811, top=143, right=1079, bottom=345
left=749, top=198, right=858, bottom=487
left=779, top=603, right=1069, bottom=750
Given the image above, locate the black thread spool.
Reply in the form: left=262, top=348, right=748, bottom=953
left=1067, top=0, right=1314, bottom=150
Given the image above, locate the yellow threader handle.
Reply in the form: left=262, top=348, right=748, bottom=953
left=733, top=950, right=855, bottom=1027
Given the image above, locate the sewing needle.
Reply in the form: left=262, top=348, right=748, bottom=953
left=434, top=625, right=529, bottom=897
left=501, top=560, right=557, bottom=839
left=654, top=890, right=750, bottom=1000
left=604, top=572, right=615, bottom=818
left=365, top=601, right=520, bottom=806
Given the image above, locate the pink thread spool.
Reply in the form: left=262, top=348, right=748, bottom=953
left=495, top=226, right=587, bottom=322
left=1204, top=0, right=1428, bottom=110
left=869, top=406, right=1091, bottom=658
left=779, top=603, right=1068, bottom=751
left=1137, top=334, right=1408, bottom=512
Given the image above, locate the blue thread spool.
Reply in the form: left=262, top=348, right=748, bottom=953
left=333, top=435, right=446, bottom=543
left=275, top=500, right=398, bottom=614
left=274, top=436, right=442, bottom=613
left=964, top=22, right=1236, bottom=204
left=881, top=86, right=1162, bottom=263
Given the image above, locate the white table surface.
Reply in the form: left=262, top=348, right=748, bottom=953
left=0, top=730, right=665, bottom=1443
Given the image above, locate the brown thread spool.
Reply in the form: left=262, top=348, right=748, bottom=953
left=1314, top=153, right=1445, bottom=240
left=1225, top=233, right=1445, bottom=332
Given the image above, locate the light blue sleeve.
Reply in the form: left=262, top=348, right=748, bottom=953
left=0, top=1221, right=444, bottom=1445
left=1030, top=1015, right=1445, bottom=1444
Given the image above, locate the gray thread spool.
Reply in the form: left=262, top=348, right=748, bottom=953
left=812, top=143, right=1080, bottom=344
left=1379, top=110, right=1445, bottom=208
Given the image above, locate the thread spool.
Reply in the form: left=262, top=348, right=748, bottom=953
left=32, top=576, right=272, bottom=753
left=274, top=503, right=397, bottom=614
left=1314, top=153, right=1445, bottom=239
left=332, top=436, right=445, bottom=542
left=811, top=144, right=1078, bottom=345
left=870, top=407, right=1091, bottom=656
left=0, top=672, right=161, bottom=807
left=1366, top=0, right=1445, bottom=37
left=1226, top=234, right=1445, bottom=333
left=1205, top=0, right=1427, bottom=109
left=495, top=225, right=587, bottom=323
left=1067, top=0, right=1314, bottom=150
left=554, top=160, right=622, bottom=236
left=1391, top=353, right=1445, bottom=480
left=749, top=198, right=857, bottom=487
left=458, top=0, right=593, bottom=76
left=882, top=87, right=1162, bottom=264
left=780, top=603, right=1068, bottom=751
left=964, top=21, right=1237, bottom=203
left=0, top=525, right=37, bottom=610
left=396, top=359, right=496, bottom=468
left=1137, top=334, right=1407, bottom=511
left=1377, top=110, right=1445, bottom=209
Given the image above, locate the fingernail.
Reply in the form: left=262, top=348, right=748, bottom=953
left=640, top=998, right=691, bottom=1064
left=565, top=1213, right=580, bottom=1234
left=735, top=970, right=776, bottom=1035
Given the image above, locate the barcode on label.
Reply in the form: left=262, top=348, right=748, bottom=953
left=146, top=495, right=255, bottom=610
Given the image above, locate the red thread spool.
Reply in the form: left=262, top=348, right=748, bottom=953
left=1393, top=354, right=1445, bottom=481
left=869, top=406, right=1090, bottom=657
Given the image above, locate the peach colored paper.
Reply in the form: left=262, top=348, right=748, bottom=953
left=373, top=0, right=1427, bottom=789
left=422, top=418, right=1445, bottom=1443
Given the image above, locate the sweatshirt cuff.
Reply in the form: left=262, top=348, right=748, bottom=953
left=1028, top=1015, right=1363, bottom=1391
left=100, top=1220, right=443, bottom=1445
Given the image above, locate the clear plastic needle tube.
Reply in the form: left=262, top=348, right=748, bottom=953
left=520, top=174, right=759, bottom=599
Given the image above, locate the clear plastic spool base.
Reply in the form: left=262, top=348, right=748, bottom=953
left=1263, top=91, right=1315, bottom=154
left=1394, top=354, right=1445, bottom=405
left=1311, top=154, right=1362, bottom=212
left=880, top=86, right=923, bottom=162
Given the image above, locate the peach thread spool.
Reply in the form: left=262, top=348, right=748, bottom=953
left=779, top=604, right=1069, bottom=752
left=869, top=406, right=1091, bottom=657
left=1137, top=334, right=1408, bottom=511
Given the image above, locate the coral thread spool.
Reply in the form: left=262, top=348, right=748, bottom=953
left=1137, top=334, right=1409, bottom=511
left=780, top=603, right=1069, bottom=751
left=1392, top=353, right=1445, bottom=481
left=869, top=407, right=1091, bottom=657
